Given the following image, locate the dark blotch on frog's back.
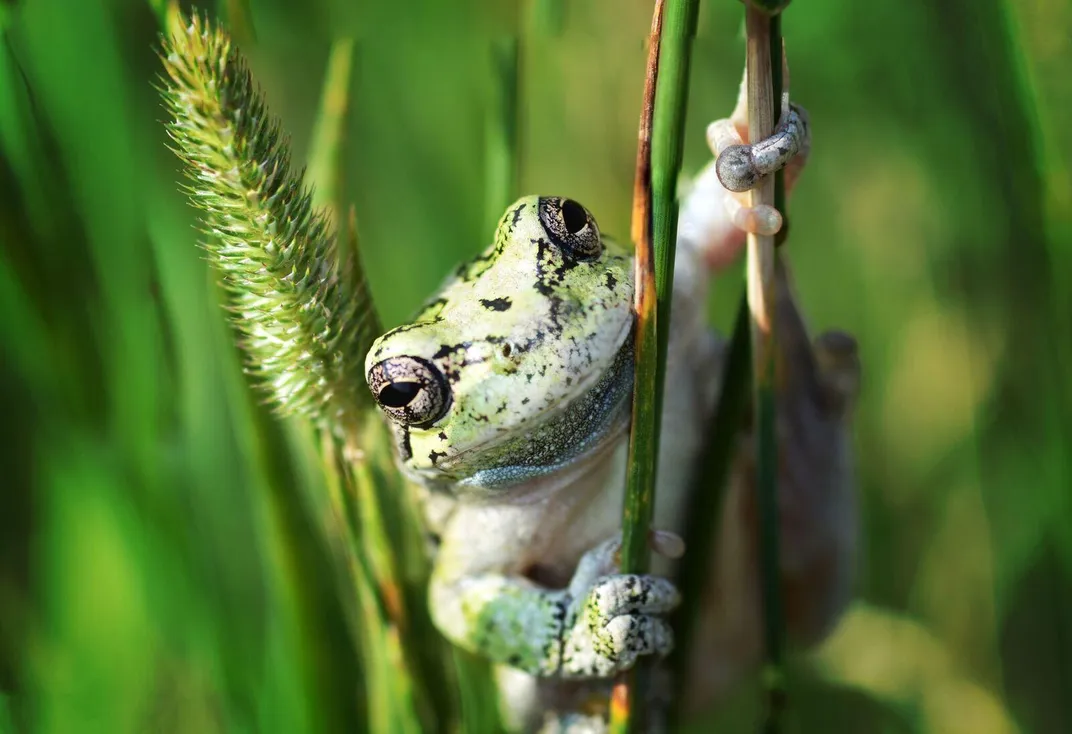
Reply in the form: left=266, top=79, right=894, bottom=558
left=480, top=297, right=512, bottom=312
left=415, top=297, right=449, bottom=322
left=453, top=202, right=528, bottom=283
left=509, top=202, right=526, bottom=227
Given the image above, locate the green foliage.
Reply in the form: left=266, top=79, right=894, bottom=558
left=1, top=0, right=1069, bottom=733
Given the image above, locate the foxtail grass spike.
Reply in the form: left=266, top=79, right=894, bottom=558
left=160, top=13, right=377, bottom=433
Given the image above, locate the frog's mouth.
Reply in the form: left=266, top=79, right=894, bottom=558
left=404, top=332, right=635, bottom=493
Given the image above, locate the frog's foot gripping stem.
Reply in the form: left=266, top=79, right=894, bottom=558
left=705, top=59, right=811, bottom=236
left=428, top=531, right=683, bottom=682
left=711, top=106, right=810, bottom=195
left=558, top=532, right=683, bottom=678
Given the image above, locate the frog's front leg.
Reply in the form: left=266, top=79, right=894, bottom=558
left=429, top=528, right=682, bottom=681
left=559, top=533, right=682, bottom=677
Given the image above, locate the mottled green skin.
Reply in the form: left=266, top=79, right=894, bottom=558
left=365, top=196, right=634, bottom=492
left=365, top=197, right=679, bottom=688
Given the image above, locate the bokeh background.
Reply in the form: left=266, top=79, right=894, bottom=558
left=1, top=0, right=1069, bottom=732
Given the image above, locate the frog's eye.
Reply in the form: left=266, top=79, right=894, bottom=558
left=366, top=356, right=452, bottom=428
left=537, top=197, right=602, bottom=261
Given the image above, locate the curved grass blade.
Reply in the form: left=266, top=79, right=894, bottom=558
left=611, top=0, right=699, bottom=731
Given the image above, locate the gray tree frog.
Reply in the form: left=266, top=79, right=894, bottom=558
left=364, top=81, right=860, bottom=731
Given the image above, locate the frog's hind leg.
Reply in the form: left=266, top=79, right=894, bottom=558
left=711, top=52, right=811, bottom=195
left=679, top=60, right=810, bottom=274
left=703, top=69, right=783, bottom=247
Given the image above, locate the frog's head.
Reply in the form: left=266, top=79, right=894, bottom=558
left=364, top=196, right=634, bottom=492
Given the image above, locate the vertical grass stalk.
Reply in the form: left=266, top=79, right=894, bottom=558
left=305, top=33, right=462, bottom=731
left=674, top=7, right=791, bottom=728
left=609, top=4, right=662, bottom=730
left=744, top=4, right=788, bottom=731
left=219, top=0, right=257, bottom=45
left=485, top=36, right=519, bottom=233
left=611, top=0, right=699, bottom=731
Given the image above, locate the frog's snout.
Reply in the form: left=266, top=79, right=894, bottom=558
left=366, top=355, right=452, bottom=428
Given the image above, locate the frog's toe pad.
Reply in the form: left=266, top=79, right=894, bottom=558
left=584, top=574, right=680, bottom=622
left=732, top=202, right=783, bottom=236
left=560, top=574, right=679, bottom=678
left=562, top=612, right=674, bottom=678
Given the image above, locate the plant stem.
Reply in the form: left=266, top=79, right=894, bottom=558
left=609, top=3, right=662, bottom=732
left=618, top=0, right=662, bottom=585
left=745, top=4, right=787, bottom=731
left=612, top=0, right=698, bottom=731
left=674, top=7, right=790, bottom=727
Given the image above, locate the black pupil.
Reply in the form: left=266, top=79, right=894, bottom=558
left=561, top=199, right=587, bottom=234
left=379, top=381, right=421, bottom=408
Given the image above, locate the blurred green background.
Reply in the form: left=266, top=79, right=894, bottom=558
left=1, top=0, right=1069, bottom=732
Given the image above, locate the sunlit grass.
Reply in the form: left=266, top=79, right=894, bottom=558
left=1, top=0, right=1068, bottom=732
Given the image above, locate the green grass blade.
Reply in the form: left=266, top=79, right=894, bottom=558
left=613, top=0, right=699, bottom=730
left=484, top=35, right=519, bottom=233
left=308, top=37, right=355, bottom=219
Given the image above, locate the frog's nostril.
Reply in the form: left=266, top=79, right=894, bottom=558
left=561, top=199, right=587, bottom=234
left=379, top=381, right=421, bottom=408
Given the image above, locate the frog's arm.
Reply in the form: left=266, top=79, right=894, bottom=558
left=429, top=567, right=568, bottom=675
left=429, top=521, right=680, bottom=679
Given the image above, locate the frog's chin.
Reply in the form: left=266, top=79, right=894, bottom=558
left=404, top=332, right=635, bottom=495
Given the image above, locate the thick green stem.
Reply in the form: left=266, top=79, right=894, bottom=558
left=620, top=0, right=699, bottom=608
left=747, top=5, right=788, bottom=732
left=612, top=0, right=698, bottom=731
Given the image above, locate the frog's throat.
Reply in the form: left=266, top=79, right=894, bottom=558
left=405, top=333, right=635, bottom=496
